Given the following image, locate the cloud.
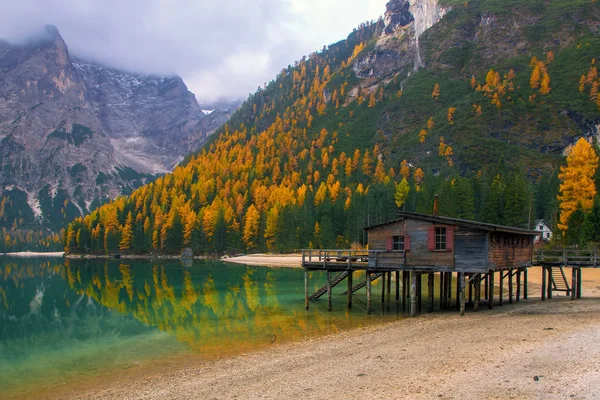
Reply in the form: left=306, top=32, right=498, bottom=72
left=0, top=0, right=387, bottom=102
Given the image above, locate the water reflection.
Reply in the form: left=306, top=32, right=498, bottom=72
left=0, top=258, right=400, bottom=398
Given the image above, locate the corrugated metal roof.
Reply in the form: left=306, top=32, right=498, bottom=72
left=365, top=211, right=539, bottom=236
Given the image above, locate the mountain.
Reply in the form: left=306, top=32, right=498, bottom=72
left=63, top=0, right=600, bottom=255
left=0, top=26, right=236, bottom=233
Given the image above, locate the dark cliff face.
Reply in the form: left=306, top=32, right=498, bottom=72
left=384, top=0, right=414, bottom=35
left=0, top=26, right=235, bottom=230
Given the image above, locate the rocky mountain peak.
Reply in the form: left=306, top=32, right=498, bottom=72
left=384, top=0, right=414, bottom=35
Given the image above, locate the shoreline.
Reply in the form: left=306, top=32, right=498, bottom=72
left=1, top=251, right=65, bottom=258
left=55, top=267, right=600, bottom=399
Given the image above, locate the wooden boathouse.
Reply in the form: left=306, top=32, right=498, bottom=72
left=302, top=211, right=539, bottom=316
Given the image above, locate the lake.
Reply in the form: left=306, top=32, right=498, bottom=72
left=0, top=257, right=405, bottom=399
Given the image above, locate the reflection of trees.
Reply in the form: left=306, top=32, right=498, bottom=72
left=1, top=259, right=344, bottom=356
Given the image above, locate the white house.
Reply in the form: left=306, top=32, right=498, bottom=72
left=534, top=219, right=553, bottom=242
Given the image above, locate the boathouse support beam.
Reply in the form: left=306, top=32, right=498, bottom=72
left=547, top=267, right=553, bottom=300
left=347, top=271, right=353, bottom=309
left=395, top=271, right=400, bottom=301
left=366, top=272, right=372, bottom=314
left=499, top=270, right=504, bottom=307
left=459, top=272, right=466, bottom=316
left=488, top=271, right=495, bottom=309
left=428, top=272, right=434, bottom=313
left=304, top=270, right=309, bottom=310
left=577, top=268, right=582, bottom=299
left=571, top=267, right=577, bottom=301
left=411, top=271, right=418, bottom=317
left=387, top=271, right=392, bottom=311
left=516, top=268, right=521, bottom=302
left=474, top=274, right=481, bottom=312
left=524, top=267, right=528, bottom=299
left=541, top=266, right=547, bottom=301
left=509, top=268, right=514, bottom=304
left=327, top=270, right=332, bottom=312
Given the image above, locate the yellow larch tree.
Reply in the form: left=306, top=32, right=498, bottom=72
left=119, top=212, right=133, bottom=251
left=242, top=204, right=260, bottom=250
left=557, top=138, right=599, bottom=233
left=432, top=83, right=440, bottom=100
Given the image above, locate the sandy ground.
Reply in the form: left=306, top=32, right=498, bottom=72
left=223, top=253, right=304, bottom=267
left=61, top=267, right=600, bottom=400
left=1, top=251, right=64, bottom=257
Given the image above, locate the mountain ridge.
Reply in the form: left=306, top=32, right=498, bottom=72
left=0, top=26, right=237, bottom=236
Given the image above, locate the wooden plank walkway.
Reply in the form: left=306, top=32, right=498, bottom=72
left=537, top=250, right=599, bottom=268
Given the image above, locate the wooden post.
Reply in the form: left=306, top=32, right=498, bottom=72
left=468, top=275, right=473, bottom=305
left=499, top=270, right=504, bottom=306
left=428, top=272, right=434, bottom=313
left=411, top=271, right=418, bottom=317
left=387, top=271, right=392, bottom=311
left=347, top=270, right=353, bottom=309
left=381, top=272, right=386, bottom=304
left=459, top=272, right=466, bottom=316
left=304, top=270, right=309, bottom=310
left=456, top=272, right=461, bottom=308
left=516, top=268, right=521, bottom=302
left=395, top=270, right=400, bottom=301
left=524, top=267, right=528, bottom=300
left=541, top=266, right=547, bottom=301
left=474, top=274, right=481, bottom=312
left=417, top=273, right=423, bottom=313
left=571, top=267, right=577, bottom=300
left=547, top=267, right=553, bottom=300
left=448, top=272, right=453, bottom=307
left=366, top=272, right=372, bottom=314
left=402, top=271, right=408, bottom=310
left=484, top=274, right=489, bottom=301
left=439, top=272, right=445, bottom=310
left=327, top=270, right=332, bottom=312
left=488, top=271, right=494, bottom=309
left=508, top=268, right=513, bottom=304
left=577, top=268, right=582, bottom=299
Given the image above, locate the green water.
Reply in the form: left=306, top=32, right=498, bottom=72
left=0, top=258, right=404, bottom=398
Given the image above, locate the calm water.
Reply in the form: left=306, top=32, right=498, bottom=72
left=0, top=258, right=404, bottom=398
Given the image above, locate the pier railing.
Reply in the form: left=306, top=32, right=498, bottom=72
left=301, top=249, right=407, bottom=269
left=537, top=250, right=598, bottom=267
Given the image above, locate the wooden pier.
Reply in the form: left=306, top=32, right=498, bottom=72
left=301, top=212, right=600, bottom=319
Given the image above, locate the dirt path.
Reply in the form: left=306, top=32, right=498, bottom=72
left=66, top=268, right=600, bottom=400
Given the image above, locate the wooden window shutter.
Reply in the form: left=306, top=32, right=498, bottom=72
left=404, top=236, right=411, bottom=251
left=446, top=226, right=455, bottom=251
left=428, top=227, right=435, bottom=251
left=386, top=237, right=393, bottom=251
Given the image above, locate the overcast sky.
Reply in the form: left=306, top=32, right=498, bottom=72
left=0, top=0, right=388, bottom=104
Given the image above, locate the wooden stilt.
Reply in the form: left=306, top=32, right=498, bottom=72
left=468, top=275, right=473, bottom=305
left=386, top=271, right=392, bottom=311
left=547, top=267, right=553, bottom=300
left=402, top=271, right=408, bottom=310
left=347, top=270, right=353, bottom=309
left=456, top=272, right=461, bottom=308
left=541, top=266, right=547, bottom=301
left=488, top=271, right=495, bottom=309
left=474, top=274, right=481, bottom=312
left=577, top=268, right=582, bottom=299
left=417, top=273, right=422, bottom=313
left=459, top=272, right=466, bottom=316
left=484, top=274, right=489, bottom=300
left=304, top=270, right=309, bottom=310
left=516, top=268, right=521, bottom=302
left=411, top=271, right=418, bottom=317
left=439, top=272, right=445, bottom=310
left=366, top=272, right=372, bottom=314
left=509, top=268, right=513, bottom=304
left=448, top=272, right=453, bottom=307
left=327, top=270, right=332, bottom=312
left=395, top=270, right=400, bottom=301
left=499, top=269, right=504, bottom=306
left=571, top=267, right=577, bottom=300
left=524, top=267, right=528, bottom=300
left=428, top=272, right=434, bottom=313
left=381, top=272, right=385, bottom=304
